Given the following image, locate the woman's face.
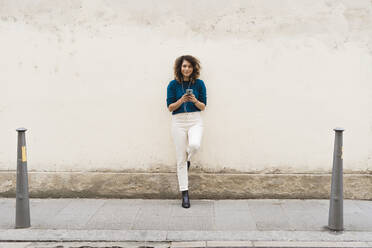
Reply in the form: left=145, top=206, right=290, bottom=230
left=181, top=60, right=193, bottom=79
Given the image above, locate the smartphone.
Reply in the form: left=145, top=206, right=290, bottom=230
left=186, top=89, right=193, bottom=95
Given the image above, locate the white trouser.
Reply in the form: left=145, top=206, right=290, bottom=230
left=171, top=112, right=204, bottom=191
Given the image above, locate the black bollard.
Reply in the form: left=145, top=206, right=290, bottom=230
left=328, top=127, right=344, bottom=231
left=15, top=127, right=31, bottom=228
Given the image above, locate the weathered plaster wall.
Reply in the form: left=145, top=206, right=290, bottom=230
left=0, top=0, right=372, bottom=197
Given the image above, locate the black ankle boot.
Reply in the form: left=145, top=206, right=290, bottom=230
left=187, top=161, right=190, bottom=171
left=181, top=190, right=190, bottom=208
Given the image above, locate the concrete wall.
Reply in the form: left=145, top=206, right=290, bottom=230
left=1, top=0, right=372, bottom=198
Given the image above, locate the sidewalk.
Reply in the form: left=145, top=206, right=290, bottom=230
left=1, top=198, right=372, bottom=244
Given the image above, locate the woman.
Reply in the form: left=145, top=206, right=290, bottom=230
left=166, top=55, right=207, bottom=208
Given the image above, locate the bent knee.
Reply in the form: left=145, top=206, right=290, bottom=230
left=189, top=143, right=200, bottom=151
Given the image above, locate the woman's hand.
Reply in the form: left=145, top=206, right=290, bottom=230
left=188, top=93, right=205, bottom=111
left=169, top=93, right=204, bottom=112
left=185, top=94, right=198, bottom=104
left=169, top=94, right=199, bottom=112
left=180, top=93, right=197, bottom=103
left=179, top=94, right=188, bottom=103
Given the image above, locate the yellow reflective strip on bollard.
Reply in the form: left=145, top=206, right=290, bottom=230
left=21, top=146, right=27, bottom=162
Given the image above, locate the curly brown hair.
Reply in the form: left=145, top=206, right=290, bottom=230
left=173, top=55, right=201, bottom=84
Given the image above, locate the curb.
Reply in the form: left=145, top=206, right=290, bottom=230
left=0, top=241, right=371, bottom=248
left=1, top=230, right=372, bottom=242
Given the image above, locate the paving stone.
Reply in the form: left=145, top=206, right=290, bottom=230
left=44, top=199, right=106, bottom=229
left=281, top=201, right=328, bottom=231
left=207, top=240, right=253, bottom=247
left=344, top=212, right=372, bottom=231
left=303, top=200, right=330, bottom=210
left=29, top=199, right=72, bottom=229
left=24, top=241, right=170, bottom=248
left=253, top=241, right=370, bottom=247
left=131, top=201, right=173, bottom=230
left=214, top=211, right=257, bottom=231
left=344, top=200, right=366, bottom=214
left=248, top=200, right=291, bottom=230
left=168, top=216, right=213, bottom=231
left=171, top=241, right=206, bottom=247
left=214, top=200, right=251, bottom=211
left=137, top=200, right=173, bottom=216
left=171, top=200, right=213, bottom=217
left=280, top=200, right=308, bottom=211
left=84, top=200, right=139, bottom=230
left=282, top=211, right=326, bottom=231
left=0, top=242, right=31, bottom=248
left=0, top=199, right=15, bottom=228
left=132, top=216, right=170, bottom=230
left=354, top=201, right=372, bottom=212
